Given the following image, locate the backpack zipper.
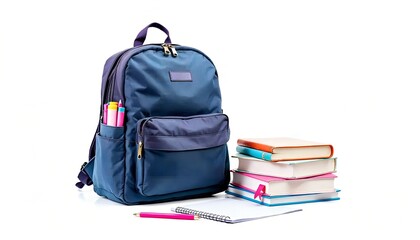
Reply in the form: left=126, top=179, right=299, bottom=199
left=137, top=142, right=143, bottom=159
left=161, top=43, right=170, bottom=56
left=162, top=43, right=177, bottom=57
left=167, top=44, right=178, bottom=57
left=136, top=117, right=152, bottom=159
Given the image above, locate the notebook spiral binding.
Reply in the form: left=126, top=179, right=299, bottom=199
left=174, top=207, right=231, bottom=223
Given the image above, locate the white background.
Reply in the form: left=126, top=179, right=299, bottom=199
left=1, top=0, right=419, bottom=239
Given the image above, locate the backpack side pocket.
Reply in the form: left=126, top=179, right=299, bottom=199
left=93, top=124, right=125, bottom=201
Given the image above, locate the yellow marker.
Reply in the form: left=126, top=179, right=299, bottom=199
left=107, top=104, right=118, bottom=126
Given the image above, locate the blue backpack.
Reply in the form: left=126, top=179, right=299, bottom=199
left=76, top=23, right=230, bottom=205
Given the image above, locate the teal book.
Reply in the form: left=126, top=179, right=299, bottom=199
left=236, top=145, right=274, bottom=160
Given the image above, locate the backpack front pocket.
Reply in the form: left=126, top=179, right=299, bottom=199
left=135, top=113, right=230, bottom=196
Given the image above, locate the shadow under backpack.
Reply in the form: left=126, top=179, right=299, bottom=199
left=75, top=23, right=230, bottom=205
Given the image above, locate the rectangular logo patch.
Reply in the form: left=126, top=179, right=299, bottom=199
left=169, top=71, right=192, bottom=82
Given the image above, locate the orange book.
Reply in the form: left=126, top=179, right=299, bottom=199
left=236, top=137, right=334, bottom=161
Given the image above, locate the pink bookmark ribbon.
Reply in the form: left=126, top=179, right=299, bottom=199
left=253, top=184, right=266, bottom=200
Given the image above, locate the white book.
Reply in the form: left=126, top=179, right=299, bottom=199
left=234, top=154, right=337, bottom=179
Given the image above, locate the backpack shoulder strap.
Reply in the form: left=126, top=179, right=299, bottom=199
left=75, top=123, right=99, bottom=189
left=75, top=157, right=95, bottom=189
left=75, top=50, right=126, bottom=189
left=76, top=47, right=130, bottom=189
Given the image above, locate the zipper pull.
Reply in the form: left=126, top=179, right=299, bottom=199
left=161, top=43, right=170, bottom=56
left=137, top=142, right=143, bottom=159
left=168, top=44, right=178, bottom=57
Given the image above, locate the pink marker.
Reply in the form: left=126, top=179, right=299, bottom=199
left=118, top=99, right=123, bottom=108
left=116, top=107, right=125, bottom=127
left=103, top=104, right=108, bottom=124
left=133, top=212, right=199, bottom=220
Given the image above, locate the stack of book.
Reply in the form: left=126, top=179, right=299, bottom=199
left=226, top=137, right=340, bottom=206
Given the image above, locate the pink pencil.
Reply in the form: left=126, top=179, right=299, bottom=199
left=103, top=104, right=108, bottom=124
left=133, top=212, right=199, bottom=220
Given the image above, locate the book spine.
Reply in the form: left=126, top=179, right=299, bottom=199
left=328, top=145, right=334, bottom=158
left=237, top=139, right=274, bottom=153
left=236, top=146, right=272, bottom=161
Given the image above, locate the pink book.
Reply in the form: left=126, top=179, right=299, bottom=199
left=231, top=171, right=336, bottom=196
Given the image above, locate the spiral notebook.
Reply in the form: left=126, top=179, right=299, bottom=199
left=171, top=196, right=302, bottom=223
